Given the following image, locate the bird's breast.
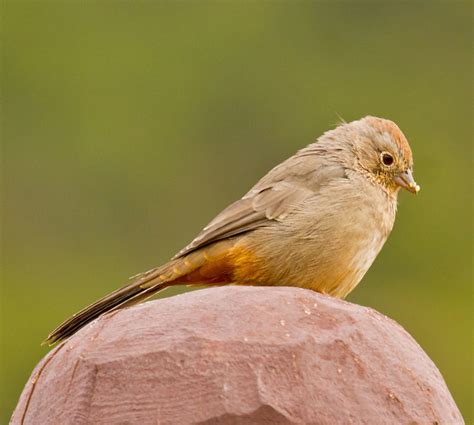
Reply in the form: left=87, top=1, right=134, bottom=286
left=232, top=179, right=397, bottom=298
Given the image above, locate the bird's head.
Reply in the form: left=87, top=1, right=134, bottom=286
left=349, top=116, right=420, bottom=196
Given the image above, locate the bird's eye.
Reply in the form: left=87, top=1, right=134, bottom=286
left=381, top=152, right=394, bottom=166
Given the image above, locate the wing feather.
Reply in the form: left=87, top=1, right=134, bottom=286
left=174, top=151, right=346, bottom=259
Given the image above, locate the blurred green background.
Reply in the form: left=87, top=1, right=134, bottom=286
left=1, top=1, right=472, bottom=422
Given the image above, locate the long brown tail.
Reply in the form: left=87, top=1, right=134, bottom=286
left=44, top=262, right=174, bottom=345
left=45, top=241, right=236, bottom=345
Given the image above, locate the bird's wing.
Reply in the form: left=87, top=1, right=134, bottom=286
left=174, top=152, right=346, bottom=259
left=173, top=181, right=313, bottom=259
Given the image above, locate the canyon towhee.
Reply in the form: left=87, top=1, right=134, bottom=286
left=46, top=116, right=419, bottom=344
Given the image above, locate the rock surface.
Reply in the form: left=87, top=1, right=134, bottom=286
left=12, top=286, right=463, bottom=425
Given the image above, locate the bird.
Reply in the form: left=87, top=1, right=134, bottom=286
left=46, top=116, right=420, bottom=345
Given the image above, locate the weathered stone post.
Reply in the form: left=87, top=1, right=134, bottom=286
left=11, top=286, right=463, bottom=425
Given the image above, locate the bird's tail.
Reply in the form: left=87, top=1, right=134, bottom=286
left=44, top=262, right=172, bottom=345
left=44, top=240, right=236, bottom=345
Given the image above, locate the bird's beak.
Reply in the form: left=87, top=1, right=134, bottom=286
left=394, top=169, right=420, bottom=194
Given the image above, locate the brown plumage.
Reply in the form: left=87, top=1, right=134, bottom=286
left=46, top=116, right=419, bottom=345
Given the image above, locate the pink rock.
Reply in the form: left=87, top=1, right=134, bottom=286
left=11, top=286, right=463, bottom=424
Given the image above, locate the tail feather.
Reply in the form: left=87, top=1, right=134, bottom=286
left=45, top=240, right=237, bottom=345
left=44, top=261, right=177, bottom=345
